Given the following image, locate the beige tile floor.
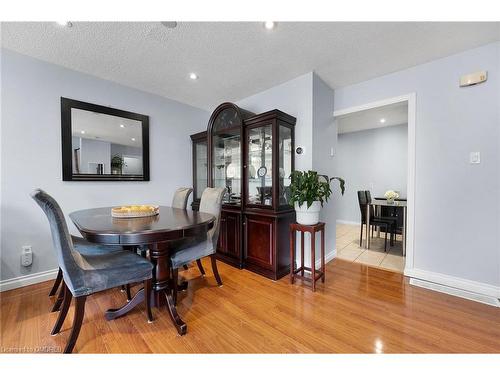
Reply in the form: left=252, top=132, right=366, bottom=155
left=336, top=223, right=406, bottom=273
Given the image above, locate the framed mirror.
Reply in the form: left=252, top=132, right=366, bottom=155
left=61, top=97, right=149, bottom=181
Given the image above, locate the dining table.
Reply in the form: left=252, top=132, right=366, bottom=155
left=365, top=199, right=407, bottom=255
left=69, top=206, right=215, bottom=335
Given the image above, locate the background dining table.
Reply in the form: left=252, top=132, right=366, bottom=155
left=366, top=199, right=407, bottom=255
left=69, top=206, right=215, bottom=335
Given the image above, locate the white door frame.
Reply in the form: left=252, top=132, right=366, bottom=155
left=333, top=93, right=416, bottom=272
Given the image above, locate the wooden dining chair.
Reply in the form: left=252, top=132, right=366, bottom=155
left=31, top=189, right=154, bottom=353
left=170, top=187, right=225, bottom=304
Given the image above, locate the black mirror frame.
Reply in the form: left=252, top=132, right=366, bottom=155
left=61, top=97, right=150, bottom=181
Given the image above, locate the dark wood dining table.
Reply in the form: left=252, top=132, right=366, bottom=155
left=69, top=206, right=215, bottom=335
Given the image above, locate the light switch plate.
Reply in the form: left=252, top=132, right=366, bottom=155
left=470, top=152, right=481, bottom=164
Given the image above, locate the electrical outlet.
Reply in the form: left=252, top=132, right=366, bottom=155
left=21, top=245, right=32, bottom=267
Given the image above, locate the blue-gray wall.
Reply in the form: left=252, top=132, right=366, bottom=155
left=332, top=42, right=500, bottom=290
left=0, top=48, right=209, bottom=282
left=336, top=124, right=408, bottom=223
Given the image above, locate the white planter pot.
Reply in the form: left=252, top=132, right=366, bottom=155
left=294, top=201, right=321, bottom=225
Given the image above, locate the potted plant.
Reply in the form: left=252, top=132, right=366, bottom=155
left=289, top=170, right=345, bottom=225
left=111, top=154, right=124, bottom=175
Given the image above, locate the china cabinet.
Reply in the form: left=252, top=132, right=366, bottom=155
left=190, top=102, right=296, bottom=280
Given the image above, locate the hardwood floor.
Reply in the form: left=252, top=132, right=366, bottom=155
left=1, top=258, right=499, bottom=353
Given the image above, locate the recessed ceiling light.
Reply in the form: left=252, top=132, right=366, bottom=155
left=80, top=130, right=85, bottom=134
left=380, top=118, right=386, bottom=123
left=120, top=124, right=125, bottom=128
left=131, top=138, right=136, bottom=141
left=56, top=21, right=73, bottom=28
left=189, top=73, right=198, bottom=80
left=264, top=21, right=276, bottom=30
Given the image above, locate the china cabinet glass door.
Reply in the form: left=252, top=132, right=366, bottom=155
left=247, top=125, right=273, bottom=207
left=278, top=126, right=293, bottom=206
left=194, top=140, right=208, bottom=201
left=213, top=130, right=241, bottom=205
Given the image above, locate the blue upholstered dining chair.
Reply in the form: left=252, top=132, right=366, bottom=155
left=171, top=187, right=193, bottom=209
left=49, top=236, right=125, bottom=311
left=31, top=189, right=154, bottom=353
left=170, top=187, right=225, bottom=304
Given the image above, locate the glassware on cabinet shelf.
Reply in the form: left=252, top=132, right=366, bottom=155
left=247, top=125, right=273, bottom=206
left=212, top=129, right=241, bottom=205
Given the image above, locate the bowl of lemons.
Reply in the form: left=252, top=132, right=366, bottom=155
left=111, top=205, right=159, bottom=218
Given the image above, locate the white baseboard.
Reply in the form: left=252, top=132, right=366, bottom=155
left=336, top=220, right=360, bottom=226
left=405, top=268, right=500, bottom=307
left=315, top=249, right=336, bottom=269
left=0, top=268, right=59, bottom=292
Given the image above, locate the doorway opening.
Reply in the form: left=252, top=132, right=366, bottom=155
left=333, top=94, right=416, bottom=274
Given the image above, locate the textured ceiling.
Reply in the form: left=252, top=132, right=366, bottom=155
left=336, top=102, right=408, bottom=134
left=2, top=22, right=499, bottom=110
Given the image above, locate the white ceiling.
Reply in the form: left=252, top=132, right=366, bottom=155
left=72, top=108, right=142, bottom=147
left=336, top=102, right=408, bottom=134
left=2, top=22, right=499, bottom=110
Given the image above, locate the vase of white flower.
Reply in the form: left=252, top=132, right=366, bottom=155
left=384, top=190, right=399, bottom=204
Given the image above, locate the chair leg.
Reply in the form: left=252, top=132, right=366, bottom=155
left=51, top=283, right=72, bottom=335
left=359, top=223, right=364, bottom=247
left=64, top=295, right=87, bottom=354
left=52, top=280, right=66, bottom=312
left=144, top=279, right=153, bottom=322
left=384, top=228, right=388, bottom=252
left=172, top=268, right=178, bottom=305
left=196, top=259, right=206, bottom=276
left=210, top=254, right=223, bottom=286
left=49, top=268, right=63, bottom=296
left=125, top=284, right=132, bottom=301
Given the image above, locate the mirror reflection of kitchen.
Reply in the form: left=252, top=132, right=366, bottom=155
left=71, top=108, right=143, bottom=175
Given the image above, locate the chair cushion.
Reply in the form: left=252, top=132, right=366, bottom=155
left=71, top=236, right=124, bottom=256
left=170, top=238, right=215, bottom=269
left=67, top=251, right=153, bottom=297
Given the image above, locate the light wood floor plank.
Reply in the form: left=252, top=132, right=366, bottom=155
left=1, top=258, right=499, bottom=353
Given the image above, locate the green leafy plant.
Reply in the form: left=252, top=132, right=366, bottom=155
left=111, top=154, right=124, bottom=169
left=289, top=170, right=345, bottom=208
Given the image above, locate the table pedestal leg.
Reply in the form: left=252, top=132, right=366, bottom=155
left=149, top=242, right=187, bottom=335
left=105, top=287, right=145, bottom=321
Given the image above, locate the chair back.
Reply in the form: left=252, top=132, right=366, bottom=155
left=171, top=187, right=193, bottom=209
left=357, top=190, right=368, bottom=223
left=30, top=189, right=84, bottom=290
left=199, top=187, right=226, bottom=249
left=365, top=190, right=376, bottom=217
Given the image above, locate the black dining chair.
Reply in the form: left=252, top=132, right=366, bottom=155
left=170, top=187, right=225, bottom=304
left=357, top=191, right=391, bottom=251
left=31, top=189, right=154, bottom=353
left=365, top=190, right=397, bottom=246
